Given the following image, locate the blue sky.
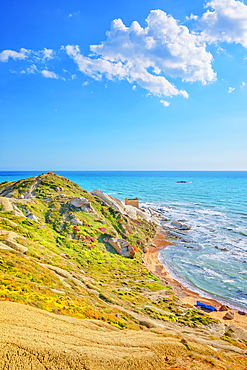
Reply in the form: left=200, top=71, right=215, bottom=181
left=0, top=0, right=247, bottom=170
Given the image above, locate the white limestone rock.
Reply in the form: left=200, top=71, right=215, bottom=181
left=91, top=189, right=125, bottom=213
left=27, top=213, right=40, bottom=223
left=69, top=197, right=94, bottom=212
left=71, top=217, right=83, bottom=226
left=107, top=237, right=135, bottom=258
left=0, top=197, right=13, bottom=212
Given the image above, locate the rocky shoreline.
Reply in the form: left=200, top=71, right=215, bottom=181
left=144, top=227, right=247, bottom=332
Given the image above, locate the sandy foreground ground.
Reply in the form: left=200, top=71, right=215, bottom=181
left=143, top=229, right=247, bottom=331
left=1, top=299, right=247, bottom=370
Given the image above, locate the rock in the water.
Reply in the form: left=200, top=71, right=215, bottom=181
left=219, top=305, right=228, bottom=311
left=71, top=217, right=83, bottom=226
left=179, top=224, right=191, bottom=230
left=69, top=197, right=94, bottom=212
left=170, top=221, right=183, bottom=228
left=107, top=237, right=135, bottom=258
left=224, top=311, right=234, bottom=320
left=160, top=216, right=170, bottom=222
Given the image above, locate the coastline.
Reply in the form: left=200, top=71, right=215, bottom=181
left=143, top=228, right=247, bottom=331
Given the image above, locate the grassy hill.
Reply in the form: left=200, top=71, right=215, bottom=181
left=0, top=172, right=246, bottom=369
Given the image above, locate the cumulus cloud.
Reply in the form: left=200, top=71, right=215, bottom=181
left=42, top=48, right=54, bottom=60
left=6, top=5, right=247, bottom=102
left=66, top=10, right=216, bottom=99
left=241, top=81, right=246, bottom=87
left=200, top=0, right=247, bottom=48
left=41, top=69, right=59, bottom=79
left=0, top=48, right=30, bottom=62
left=186, top=13, right=199, bottom=21
left=160, top=100, right=170, bottom=107
left=228, top=86, right=235, bottom=93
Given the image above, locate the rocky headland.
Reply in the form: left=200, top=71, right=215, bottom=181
left=0, top=172, right=246, bottom=369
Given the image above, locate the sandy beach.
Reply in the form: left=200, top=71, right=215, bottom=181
left=143, top=228, right=247, bottom=331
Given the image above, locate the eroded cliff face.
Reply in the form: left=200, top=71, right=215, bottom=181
left=0, top=173, right=247, bottom=369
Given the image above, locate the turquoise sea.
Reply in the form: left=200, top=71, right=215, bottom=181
left=0, top=171, right=247, bottom=310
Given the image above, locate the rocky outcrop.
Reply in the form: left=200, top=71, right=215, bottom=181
left=5, top=239, right=28, bottom=253
left=27, top=213, right=40, bottom=223
left=0, top=197, right=13, bottom=212
left=71, top=217, right=83, bottom=226
left=0, top=230, right=28, bottom=253
left=91, top=189, right=160, bottom=224
left=40, top=264, right=73, bottom=279
left=167, top=221, right=191, bottom=231
left=0, top=218, right=18, bottom=227
left=12, top=205, right=26, bottom=217
left=219, top=305, right=228, bottom=311
left=179, top=224, right=191, bottom=230
left=106, top=237, right=135, bottom=258
left=0, top=241, right=13, bottom=251
left=224, top=311, right=234, bottom=320
left=92, top=190, right=125, bottom=213
left=69, top=197, right=94, bottom=212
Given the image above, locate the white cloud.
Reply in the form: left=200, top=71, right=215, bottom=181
left=228, top=86, right=235, bottom=93
left=42, top=48, right=54, bottom=60
left=0, top=48, right=30, bottom=62
left=41, top=69, right=59, bottom=79
left=200, top=0, right=247, bottom=48
left=186, top=13, right=199, bottom=21
left=71, top=74, right=77, bottom=80
left=241, top=81, right=246, bottom=87
left=216, top=46, right=226, bottom=54
left=68, top=11, right=80, bottom=18
left=66, top=10, right=216, bottom=99
left=160, top=100, right=170, bottom=107
left=132, top=85, right=136, bottom=90
left=26, top=64, right=38, bottom=74
left=82, top=81, right=89, bottom=86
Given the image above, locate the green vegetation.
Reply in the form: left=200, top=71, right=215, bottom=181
left=0, top=172, right=218, bottom=330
